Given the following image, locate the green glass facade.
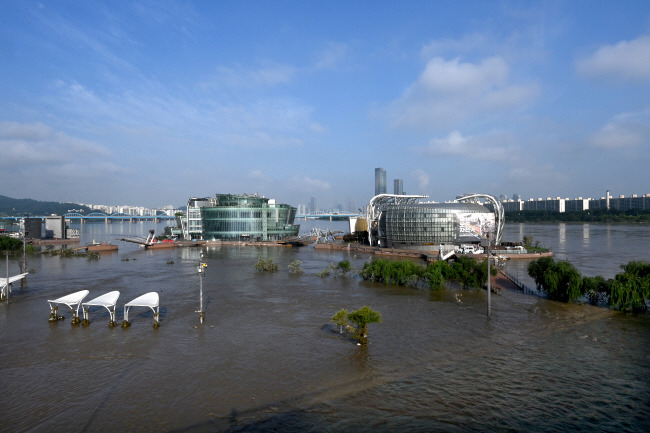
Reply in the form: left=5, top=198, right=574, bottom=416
left=191, top=194, right=299, bottom=241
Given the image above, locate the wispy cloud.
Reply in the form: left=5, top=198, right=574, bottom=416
left=576, top=35, right=650, bottom=81
left=314, top=42, right=349, bottom=69
left=288, top=175, right=331, bottom=191
left=413, top=169, right=429, bottom=190
left=48, top=80, right=318, bottom=150
left=0, top=121, right=110, bottom=166
left=203, top=63, right=297, bottom=89
left=588, top=109, right=650, bottom=149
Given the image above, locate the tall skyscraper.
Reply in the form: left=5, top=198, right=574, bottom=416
left=394, top=179, right=403, bottom=195
left=375, top=167, right=386, bottom=196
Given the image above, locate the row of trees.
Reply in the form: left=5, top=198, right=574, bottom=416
left=527, top=257, right=650, bottom=312
left=0, top=236, right=23, bottom=251
left=506, top=209, right=650, bottom=223
left=358, top=256, right=497, bottom=290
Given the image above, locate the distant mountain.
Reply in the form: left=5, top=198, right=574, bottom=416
left=0, top=195, right=91, bottom=217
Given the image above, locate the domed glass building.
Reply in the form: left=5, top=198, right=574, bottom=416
left=367, top=194, right=503, bottom=248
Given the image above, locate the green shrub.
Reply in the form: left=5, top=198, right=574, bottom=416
left=288, top=259, right=303, bottom=274
left=358, top=258, right=423, bottom=287
left=254, top=257, right=278, bottom=272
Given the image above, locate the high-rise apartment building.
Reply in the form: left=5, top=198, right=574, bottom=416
left=375, top=168, right=386, bottom=196
left=394, top=179, right=403, bottom=195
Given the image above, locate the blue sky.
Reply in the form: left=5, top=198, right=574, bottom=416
left=1, top=1, right=649, bottom=210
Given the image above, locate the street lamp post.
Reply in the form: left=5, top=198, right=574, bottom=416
left=482, top=234, right=492, bottom=318
left=197, top=252, right=206, bottom=324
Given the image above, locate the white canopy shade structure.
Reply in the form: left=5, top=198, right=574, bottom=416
left=122, top=292, right=160, bottom=328
left=48, top=290, right=89, bottom=324
left=82, top=291, right=120, bottom=327
left=1, top=273, right=28, bottom=301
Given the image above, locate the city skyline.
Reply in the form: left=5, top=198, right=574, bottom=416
left=1, top=1, right=649, bottom=209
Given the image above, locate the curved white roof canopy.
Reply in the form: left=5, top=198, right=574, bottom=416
left=48, top=290, right=89, bottom=322
left=83, top=291, right=120, bottom=325
left=123, top=292, right=160, bottom=326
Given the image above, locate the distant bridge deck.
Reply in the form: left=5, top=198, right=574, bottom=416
left=1, top=212, right=176, bottom=221
left=296, top=212, right=364, bottom=220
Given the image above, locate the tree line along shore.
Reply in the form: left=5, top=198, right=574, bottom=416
left=505, top=209, right=650, bottom=223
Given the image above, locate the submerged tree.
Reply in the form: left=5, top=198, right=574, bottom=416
left=288, top=259, right=303, bottom=274
left=254, top=257, right=278, bottom=272
left=358, top=258, right=423, bottom=287
left=337, top=259, right=352, bottom=275
left=528, top=257, right=583, bottom=302
left=359, top=257, right=496, bottom=290
left=331, top=306, right=382, bottom=345
left=609, top=262, right=650, bottom=312
left=331, top=308, right=351, bottom=334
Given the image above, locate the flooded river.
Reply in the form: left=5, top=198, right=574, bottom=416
left=0, top=222, right=648, bottom=432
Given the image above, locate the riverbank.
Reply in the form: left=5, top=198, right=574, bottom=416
left=313, top=242, right=553, bottom=261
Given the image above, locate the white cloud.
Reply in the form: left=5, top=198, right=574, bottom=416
left=588, top=110, right=650, bottom=149
left=413, top=169, right=429, bottom=190
left=289, top=175, right=331, bottom=191
left=421, top=33, right=492, bottom=59
left=386, top=56, right=539, bottom=130
left=422, top=130, right=521, bottom=163
left=576, top=35, right=650, bottom=81
left=314, top=42, right=348, bottom=69
left=0, top=121, right=110, bottom=166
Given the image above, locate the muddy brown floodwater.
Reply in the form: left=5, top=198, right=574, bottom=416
left=0, top=222, right=648, bottom=432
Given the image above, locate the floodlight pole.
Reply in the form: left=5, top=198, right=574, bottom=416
left=487, top=239, right=491, bottom=317
left=4, top=252, right=8, bottom=302
left=197, top=252, right=206, bottom=324
left=482, top=234, right=491, bottom=318
left=22, top=218, right=27, bottom=286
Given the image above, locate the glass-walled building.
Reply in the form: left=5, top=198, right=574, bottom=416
left=375, top=168, right=386, bottom=196
left=184, top=194, right=299, bottom=241
left=367, top=194, right=502, bottom=249
left=382, top=202, right=495, bottom=247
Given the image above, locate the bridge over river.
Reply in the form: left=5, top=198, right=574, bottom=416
left=1, top=212, right=176, bottom=223
left=295, top=211, right=364, bottom=221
